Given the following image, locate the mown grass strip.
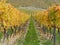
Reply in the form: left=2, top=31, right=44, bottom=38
left=23, top=18, right=39, bottom=45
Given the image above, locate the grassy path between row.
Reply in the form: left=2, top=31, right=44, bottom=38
left=23, top=18, right=40, bottom=45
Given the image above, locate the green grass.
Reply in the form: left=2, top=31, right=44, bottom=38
left=0, top=32, right=3, bottom=41
left=23, top=18, right=40, bottom=45
left=16, top=17, right=60, bottom=45
left=56, top=33, right=60, bottom=45
left=43, top=28, right=60, bottom=45
left=43, top=32, right=60, bottom=45
left=43, top=40, right=53, bottom=45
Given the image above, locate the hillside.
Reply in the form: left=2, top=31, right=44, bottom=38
left=8, top=0, right=60, bottom=9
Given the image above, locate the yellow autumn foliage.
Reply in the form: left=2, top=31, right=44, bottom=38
left=0, top=2, right=30, bottom=30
